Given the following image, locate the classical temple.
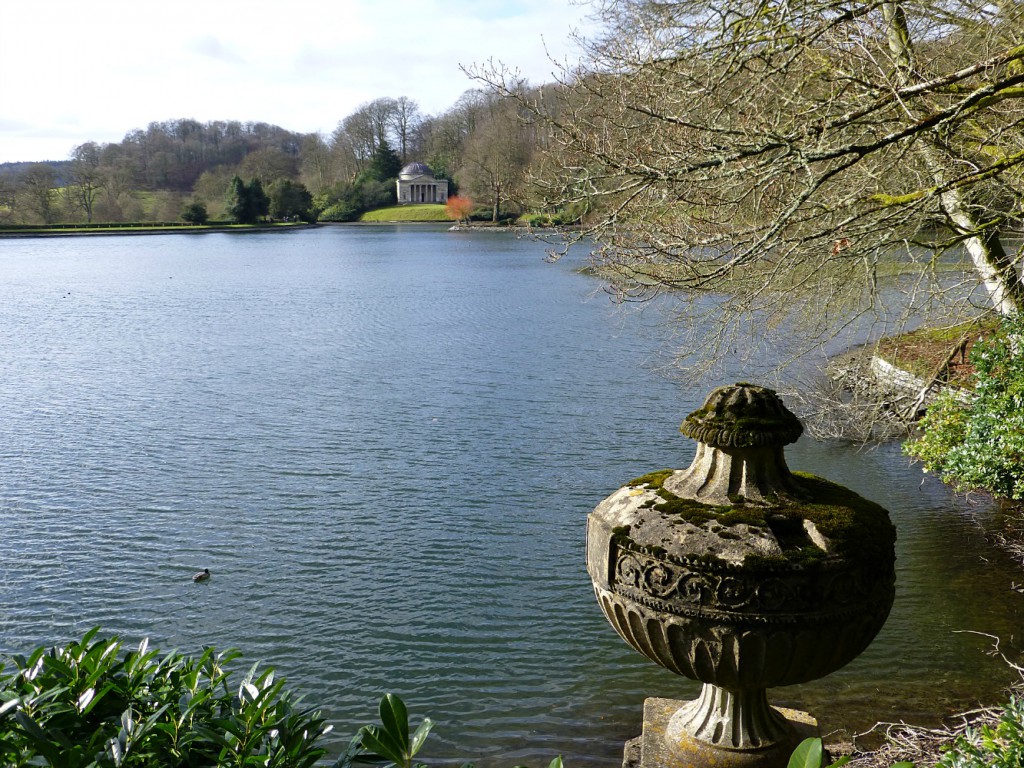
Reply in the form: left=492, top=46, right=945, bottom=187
left=396, top=162, right=449, bottom=204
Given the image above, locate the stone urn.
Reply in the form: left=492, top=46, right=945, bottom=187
left=586, top=383, right=896, bottom=768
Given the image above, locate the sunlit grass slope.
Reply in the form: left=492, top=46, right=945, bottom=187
left=359, top=205, right=451, bottom=222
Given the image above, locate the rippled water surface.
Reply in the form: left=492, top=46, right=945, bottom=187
left=0, top=225, right=1021, bottom=764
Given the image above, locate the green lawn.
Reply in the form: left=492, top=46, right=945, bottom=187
left=359, top=204, right=453, bottom=222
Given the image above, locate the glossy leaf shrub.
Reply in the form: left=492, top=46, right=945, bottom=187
left=0, top=628, right=331, bottom=767
left=937, top=696, right=1024, bottom=768
left=339, top=693, right=563, bottom=768
left=905, top=314, right=1024, bottom=500
left=339, top=693, right=433, bottom=768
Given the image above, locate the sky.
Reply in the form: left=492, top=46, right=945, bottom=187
left=0, top=0, right=598, bottom=164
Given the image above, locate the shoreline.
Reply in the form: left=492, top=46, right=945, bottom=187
left=0, top=222, right=318, bottom=239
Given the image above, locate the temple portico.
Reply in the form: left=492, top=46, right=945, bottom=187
left=396, top=162, right=449, bottom=205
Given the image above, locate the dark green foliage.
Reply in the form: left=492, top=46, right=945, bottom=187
left=338, top=693, right=433, bottom=768
left=355, top=179, right=395, bottom=210
left=316, top=179, right=395, bottom=222
left=467, top=207, right=516, bottom=223
left=180, top=201, right=208, bottom=225
left=267, top=180, right=314, bottom=221
left=366, top=141, right=403, bottom=184
left=904, top=314, right=1024, bottom=500
left=225, top=175, right=249, bottom=224
left=248, top=178, right=270, bottom=221
left=787, top=736, right=915, bottom=768
left=318, top=201, right=362, bottom=223
left=225, top=176, right=271, bottom=224
left=0, top=629, right=330, bottom=767
left=338, top=694, right=563, bottom=768
left=788, top=737, right=830, bottom=768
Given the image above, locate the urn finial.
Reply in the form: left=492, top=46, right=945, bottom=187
left=680, top=383, right=803, bottom=448
left=665, top=383, right=804, bottom=505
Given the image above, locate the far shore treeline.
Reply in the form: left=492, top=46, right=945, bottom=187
left=0, top=89, right=548, bottom=227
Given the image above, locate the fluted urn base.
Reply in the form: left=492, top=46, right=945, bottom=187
left=627, top=696, right=819, bottom=768
left=669, top=684, right=790, bottom=749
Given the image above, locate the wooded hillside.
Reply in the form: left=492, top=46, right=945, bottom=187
left=0, top=89, right=544, bottom=225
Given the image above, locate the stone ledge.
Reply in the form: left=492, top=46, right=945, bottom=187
left=625, top=697, right=819, bottom=768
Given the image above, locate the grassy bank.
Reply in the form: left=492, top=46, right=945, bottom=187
left=585, top=256, right=973, bottom=292
left=874, top=318, right=999, bottom=386
left=359, top=204, right=452, bottom=222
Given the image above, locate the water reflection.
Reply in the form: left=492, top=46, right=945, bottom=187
left=0, top=227, right=1019, bottom=766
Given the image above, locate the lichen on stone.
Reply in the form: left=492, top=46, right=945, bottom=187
left=680, top=383, right=803, bottom=448
left=625, top=466, right=895, bottom=566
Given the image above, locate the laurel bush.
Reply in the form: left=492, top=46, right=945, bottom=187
left=937, top=696, right=1024, bottom=768
left=0, top=629, right=330, bottom=767
left=904, top=314, right=1024, bottom=500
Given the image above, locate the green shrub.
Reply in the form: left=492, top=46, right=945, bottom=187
left=339, top=693, right=433, bottom=768
left=904, top=314, right=1024, bottom=500
left=787, top=737, right=913, bottom=768
left=0, top=628, right=330, bottom=767
left=319, top=202, right=362, bottom=222
left=181, top=201, right=209, bottom=225
left=520, top=213, right=562, bottom=227
left=467, top=208, right=518, bottom=223
left=340, top=694, right=563, bottom=768
left=937, top=696, right=1024, bottom=768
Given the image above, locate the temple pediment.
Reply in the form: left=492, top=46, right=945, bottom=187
left=396, top=161, right=449, bottom=204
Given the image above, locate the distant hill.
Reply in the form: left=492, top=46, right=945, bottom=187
left=0, top=160, right=72, bottom=185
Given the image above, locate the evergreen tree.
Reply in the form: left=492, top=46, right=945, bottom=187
left=225, top=176, right=270, bottom=224
left=248, top=177, right=269, bottom=222
left=225, top=175, right=249, bottom=223
left=268, top=179, right=314, bottom=221
left=366, top=140, right=402, bottom=183
left=181, top=201, right=209, bottom=224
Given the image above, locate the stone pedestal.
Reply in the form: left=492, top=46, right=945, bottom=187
left=624, top=698, right=820, bottom=768
left=588, top=384, right=895, bottom=768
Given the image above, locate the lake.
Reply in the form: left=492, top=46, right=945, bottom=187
left=0, top=224, right=1020, bottom=765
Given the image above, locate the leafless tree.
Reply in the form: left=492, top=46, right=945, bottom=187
left=415, top=89, right=492, bottom=180
left=328, top=125, right=364, bottom=180
left=65, top=142, right=104, bottom=223
left=458, top=95, right=535, bottom=221
left=17, top=164, right=58, bottom=224
left=391, top=96, right=422, bottom=161
left=474, top=0, right=1024, bottom=376
left=0, top=175, right=17, bottom=223
left=299, top=134, right=333, bottom=194
left=238, top=147, right=299, bottom=185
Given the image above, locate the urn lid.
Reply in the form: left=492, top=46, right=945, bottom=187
left=681, top=383, right=802, bottom=449
left=588, top=383, right=896, bottom=573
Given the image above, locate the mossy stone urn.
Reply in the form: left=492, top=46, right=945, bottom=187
left=586, top=383, right=896, bottom=768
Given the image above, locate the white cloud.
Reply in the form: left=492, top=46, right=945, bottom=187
left=187, top=35, right=247, bottom=65
left=0, top=0, right=597, bottom=163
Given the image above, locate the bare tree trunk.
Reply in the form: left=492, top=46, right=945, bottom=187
left=885, top=1, right=1022, bottom=315
left=941, top=189, right=1024, bottom=315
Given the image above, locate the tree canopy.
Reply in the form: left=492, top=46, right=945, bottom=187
left=0, top=88, right=539, bottom=226
left=225, top=176, right=270, bottom=224
left=476, top=0, right=1024, bottom=372
left=268, top=179, right=313, bottom=221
